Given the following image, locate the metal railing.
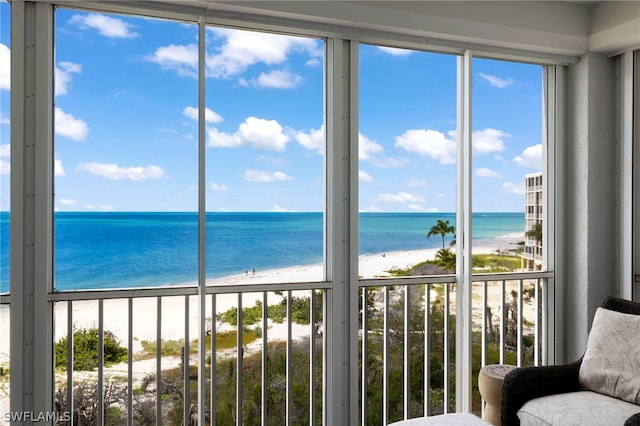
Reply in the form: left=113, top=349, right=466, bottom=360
left=48, top=282, right=329, bottom=425
left=0, top=271, right=551, bottom=425
left=358, top=271, right=551, bottom=425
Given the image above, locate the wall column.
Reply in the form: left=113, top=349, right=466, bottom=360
left=10, top=0, right=55, bottom=415
left=563, top=52, right=616, bottom=362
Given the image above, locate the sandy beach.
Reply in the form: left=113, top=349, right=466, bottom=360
left=0, top=234, right=524, bottom=365
left=0, top=234, right=526, bottom=419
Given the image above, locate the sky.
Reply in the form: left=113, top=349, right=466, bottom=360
left=0, top=3, right=543, bottom=213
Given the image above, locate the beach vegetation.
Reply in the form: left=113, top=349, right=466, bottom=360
left=471, top=253, right=520, bottom=272
left=218, top=293, right=323, bottom=327
left=208, top=329, right=261, bottom=352
left=51, top=285, right=537, bottom=424
left=525, top=222, right=542, bottom=244
left=387, top=252, right=521, bottom=277
left=55, top=327, right=128, bottom=371
left=54, top=378, right=127, bottom=425
left=427, top=219, right=455, bottom=249
left=137, top=338, right=183, bottom=360
left=435, top=248, right=456, bottom=273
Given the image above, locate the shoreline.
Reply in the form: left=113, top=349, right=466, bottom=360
left=0, top=233, right=524, bottom=364
left=0, top=235, right=529, bottom=421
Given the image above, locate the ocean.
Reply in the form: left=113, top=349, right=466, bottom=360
left=0, top=211, right=524, bottom=292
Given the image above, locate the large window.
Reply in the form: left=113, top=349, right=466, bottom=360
left=471, top=58, right=544, bottom=267
left=358, top=44, right=458, bottom=279
left=11, top=2, right=559, bottom=422
left=53, top=10, right=199, bottom=290
left=204, top=27, right=324, bottom=285
left=53, top=12, right=325, bottom=291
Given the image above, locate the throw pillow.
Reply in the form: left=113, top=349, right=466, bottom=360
left=578, top=307, right=640, bottom=404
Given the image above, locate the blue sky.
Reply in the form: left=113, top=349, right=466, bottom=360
left=0, top=4, right=543, bottom=213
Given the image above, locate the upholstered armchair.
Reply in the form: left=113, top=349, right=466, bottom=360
left=501, top=296, right=640, bottom=426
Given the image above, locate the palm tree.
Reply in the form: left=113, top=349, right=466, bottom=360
left=525, top=222, right=542, bottom=245
left=435, top=248, right=456, bottom=273
left=427, top=219, right=455, bottom=250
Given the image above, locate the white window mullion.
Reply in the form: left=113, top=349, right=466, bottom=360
left=455, top=50, right=473, bottom=413
left=197, top=16, right=207, bottom=425
left=543, top=65, right=563, bottom=365
left=324, top=37, right=358, bottom=425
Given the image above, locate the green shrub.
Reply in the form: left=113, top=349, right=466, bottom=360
left=55, top=328, right=128, bottom=371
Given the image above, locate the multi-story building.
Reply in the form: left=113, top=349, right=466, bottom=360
left=523, top=172, right=543, bottom=270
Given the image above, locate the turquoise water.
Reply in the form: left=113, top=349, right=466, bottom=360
left=0, top=211, right=523, bottom=292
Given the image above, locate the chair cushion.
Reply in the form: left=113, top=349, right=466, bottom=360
left=579, top=307, right=640, bottom=404
left=517, top=391, right=640, bottom=426
left=388, top=413, right=490, bottom=425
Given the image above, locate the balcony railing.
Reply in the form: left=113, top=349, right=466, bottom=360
left=0, top=271, right=551, bottom=425
left=358, top=272, right=550, bottom=424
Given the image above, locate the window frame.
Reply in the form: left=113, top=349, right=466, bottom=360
left=10, top=1, right=563, bottom=419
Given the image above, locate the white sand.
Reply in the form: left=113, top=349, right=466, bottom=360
left=0, top=233, right=527, bottom=420
left=0, top=234, right=525, bottom=366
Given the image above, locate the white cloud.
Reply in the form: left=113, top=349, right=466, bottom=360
left=294, top=125, right=324, bottom=154
left=271, top=205, right=288, bottom=212
left=472, top=128, right=509, bottom=154
left=305, top=58, right=321, bottom=67
left=359, top=133, right=384, bottom=161
left=55, top=107, right=89, bottom=141
left=0, top=43, right=9, bottom=90
left=503, top=182, right=525, bottom=195
left=255, top=69, right=303, bottom=89
left=77, top=162, right=165, bottom=181
left=376, top=191, right=425, bottom=211
left=377, top=191, right=425, bottom=204
left=84, top=204, right=115, bottom=211
left=206, top=28, right=320, bottom=79
left=207, top=117, right=289, bottom=151
left=395, top=129, right=456, bottom=165
left=206, top=127, right=242, bottom=148
left=55, top=61, right=82, bottom=96
left=514, top=144, right=542, bottom=169
left=183, top=106, right=223, bottom=123
left=208, top=117, right=290, bottom=151
left=238, top=117, right=289, bottom=150
left=244, top=169, right=291, bottom=182
left=407, top=179, right=427, bottom=188
left=0, top=115, right=8, bottom=125
left=377, top=46, right=412, bottom=56
left=0, top=144, right=8, bottom=175
left=359, top=171, right=374, bottom=183
left=69, top=13, right=139, bottom=38
left=479, top=73, right=514, bottom=88
left=148, top=29, right=321, bottom=80
left=59, top=198, right=77, bottom=206
left=146, top=44, right=199, bottom=78
left=55, top=159, right=65, bottom=176
left=476, top=167, right=501, bottom=178
left=210, top=182, right=228, bottom=191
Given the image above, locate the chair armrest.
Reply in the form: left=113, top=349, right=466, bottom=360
left=625, top=413, right=640, bottom=426
left=501, top=359, right=582, bottom=426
